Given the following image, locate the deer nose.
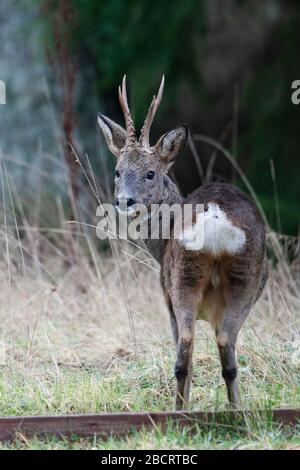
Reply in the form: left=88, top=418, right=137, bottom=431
left=115, top=197, right=136, bottom=209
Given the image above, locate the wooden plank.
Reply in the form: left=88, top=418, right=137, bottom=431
left=0, top=409, right=299, bottom=441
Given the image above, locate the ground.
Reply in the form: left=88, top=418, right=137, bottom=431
left=0, top=229, right=299, bottom=450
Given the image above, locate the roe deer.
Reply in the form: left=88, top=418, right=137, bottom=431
left=97, top=76, right=268, bottom=410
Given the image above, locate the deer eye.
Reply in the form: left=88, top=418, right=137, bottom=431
left=115, top=169, right=120, bottom=178
left=146, top=171, right=155, bottom=180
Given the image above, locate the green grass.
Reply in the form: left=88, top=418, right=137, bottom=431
left=0, top=333, right=300, bottom=450
left=0, top=226, right=298, bottom=449
left=1, top=330, right=300, bottom=416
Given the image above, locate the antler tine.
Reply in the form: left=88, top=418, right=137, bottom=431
left=139, top=75, right=165, bottom=148
left=122, top=75, right=128, bottom=106
left=118, top=75, right=136, bottom=144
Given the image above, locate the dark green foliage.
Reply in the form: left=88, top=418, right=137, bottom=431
left=40, top=0, right=300, bottom=234
left=71, top=0, right=205, bottom=125
left=240, top=7, right=300, bottom=234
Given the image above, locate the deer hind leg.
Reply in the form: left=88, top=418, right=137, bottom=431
left=173, top=307, right=196, bottom=410
left=216, top=300, right=252, bottom=408
left=170, top=309, right=179, bottom=345
left=165, top=295, right=179, bottom=345
left=217, top=334, right=240, bottom=407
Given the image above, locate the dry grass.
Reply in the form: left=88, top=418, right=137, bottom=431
left=0, top=228, right=299, bottom=416
left=0, top=147, right=299, bottom=449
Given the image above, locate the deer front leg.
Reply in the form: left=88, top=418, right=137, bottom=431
left=173, top=308, right=196, bottom=410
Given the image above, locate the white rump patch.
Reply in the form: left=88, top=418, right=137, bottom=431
left=179, top=202, right=246, bottom=255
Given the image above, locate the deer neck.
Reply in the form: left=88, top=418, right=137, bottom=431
left=142, top=175, right=183, bottom=263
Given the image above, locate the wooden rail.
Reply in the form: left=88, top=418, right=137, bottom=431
left=0, top=409, right=299, bottom=441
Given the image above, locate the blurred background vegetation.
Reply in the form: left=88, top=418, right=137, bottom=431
left=0, top=0, right=299, bottom=234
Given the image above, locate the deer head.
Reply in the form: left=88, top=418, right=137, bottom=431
left=97, top=76, right=188, bottom=216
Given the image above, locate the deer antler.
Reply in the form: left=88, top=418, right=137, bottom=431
left=139, top=75, right=165, bottom=149
left=118, top=75, right=136, bottom=147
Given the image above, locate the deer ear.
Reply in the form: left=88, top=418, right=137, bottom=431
left=97, top=114, right=127, bottom=158
left=155, top=124, right=188, bottom=165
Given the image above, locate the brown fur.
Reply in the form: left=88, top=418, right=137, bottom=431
left=97, top=77, right=268, bottom=410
